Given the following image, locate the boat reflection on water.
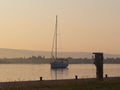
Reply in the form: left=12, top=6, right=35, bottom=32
left=51, top=68, right=69, bottom=80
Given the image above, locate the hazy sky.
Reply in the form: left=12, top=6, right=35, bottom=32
left=0, top=0, right=120, bottom=54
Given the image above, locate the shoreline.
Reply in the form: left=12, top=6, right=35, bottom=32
left=0, top=77, right=120, bottom=88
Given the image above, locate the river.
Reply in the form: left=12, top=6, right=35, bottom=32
left=0, top=64, right=119, bottom=82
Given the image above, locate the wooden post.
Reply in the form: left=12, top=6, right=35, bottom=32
left=105, top=74, right=108, bottom=78
left=40, top=77, right=43, bottom=81
left=75, top=75, right=78, bottom=80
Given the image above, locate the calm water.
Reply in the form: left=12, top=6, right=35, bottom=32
left=0, top=64, right=120, bottom=82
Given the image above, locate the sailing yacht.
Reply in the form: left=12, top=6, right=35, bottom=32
left=50, top=15, right=68, bottom=69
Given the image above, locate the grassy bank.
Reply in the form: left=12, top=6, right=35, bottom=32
left=0, top=79, right=120, bottom=90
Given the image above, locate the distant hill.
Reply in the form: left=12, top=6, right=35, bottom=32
left=0, top=48, right=120, bottom=58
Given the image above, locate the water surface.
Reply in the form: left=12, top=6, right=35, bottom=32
left=0, top=64, right=119, bottom=82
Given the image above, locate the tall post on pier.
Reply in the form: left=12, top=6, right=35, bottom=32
left=93, top=52, right=104, bottom=80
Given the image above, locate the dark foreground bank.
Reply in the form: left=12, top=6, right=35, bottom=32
left=0, top=77, right=120, bottom=90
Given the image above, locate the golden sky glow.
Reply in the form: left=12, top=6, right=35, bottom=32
left=0, top=0, right=120, bottom=54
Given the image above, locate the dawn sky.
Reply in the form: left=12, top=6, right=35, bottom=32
left=0, top=0, right=120, bottom=54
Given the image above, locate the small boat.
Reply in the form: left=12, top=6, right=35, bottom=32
left=51, top=58, right=68, bottom=68
left=50, top=15, right=68, bottom=69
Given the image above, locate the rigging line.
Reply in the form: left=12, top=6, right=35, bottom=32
left=55, top=15, right=58, bottom=60
left=51, top=15, right=57, bottom=59
left=51, top=23, right=56, bottom=58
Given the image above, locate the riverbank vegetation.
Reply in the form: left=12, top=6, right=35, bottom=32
left=0, top=56, right=120, bottom=64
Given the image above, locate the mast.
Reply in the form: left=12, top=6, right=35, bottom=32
left=55, top=15, right=58, bottom=60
